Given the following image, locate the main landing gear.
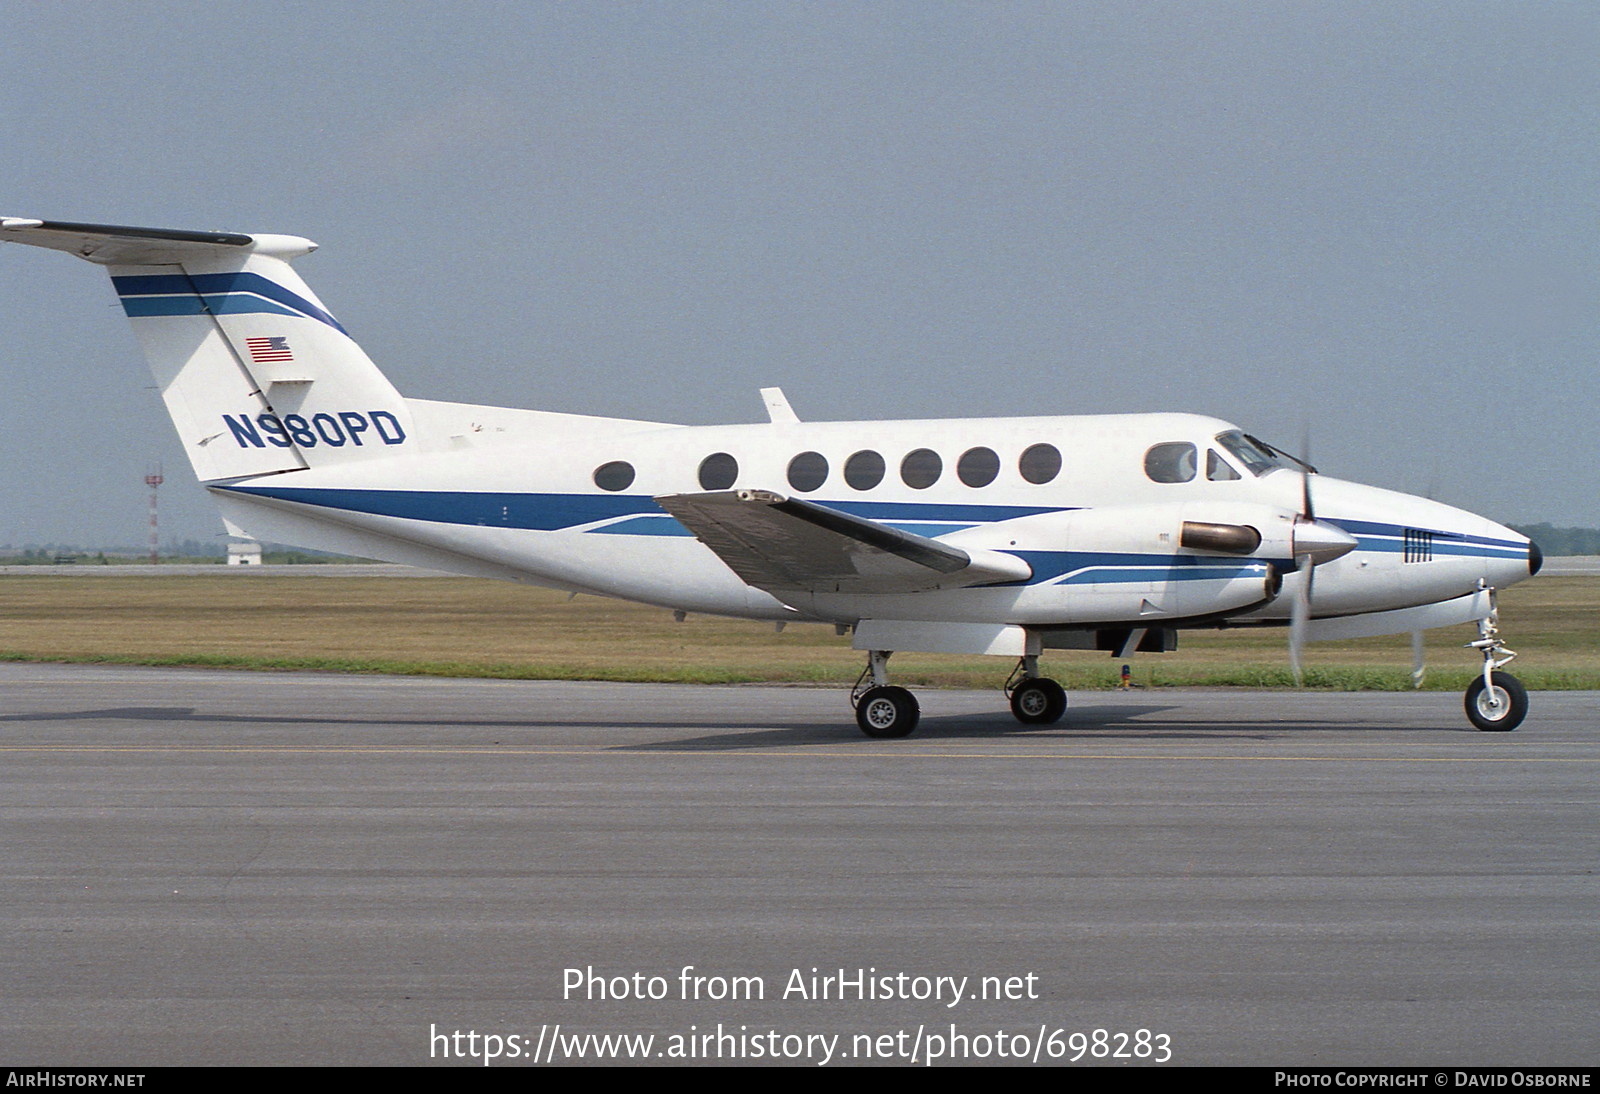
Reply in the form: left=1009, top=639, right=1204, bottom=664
left=1464, top=588, right=1527, bottom=732
left=851, top=651, right=920, bottom=738
left=849, top=651, right=1068, bottom=738
left=1005, top=656, right=1067, bottom=725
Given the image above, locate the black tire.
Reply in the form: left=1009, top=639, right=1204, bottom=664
left=1464, top=672, right=1528, bottom=732
left=855, top=686, right=920, bottom=738
left=1009, top=677, right=1067, bottom=725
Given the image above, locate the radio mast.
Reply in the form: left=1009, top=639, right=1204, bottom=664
left=144, top=465, right=164, bottom=565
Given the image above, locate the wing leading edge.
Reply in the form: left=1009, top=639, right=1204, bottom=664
left=656, top=489, right=1032, bottom=597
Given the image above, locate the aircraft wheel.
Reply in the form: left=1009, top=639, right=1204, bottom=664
left=1009, top=677, right=1067, bottom=725
left=1464, top=673, right=1527, bottom=732
left=855, top=686, right=920, bottom=738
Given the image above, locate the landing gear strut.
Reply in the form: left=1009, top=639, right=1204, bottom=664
left=1004, top=656, right=1067, bottom=725
left=851, top=650, right=919, bottom=738
left=847, top=649, right=1069, bottom=737
left=1464, top=586, right=1527, bottom=732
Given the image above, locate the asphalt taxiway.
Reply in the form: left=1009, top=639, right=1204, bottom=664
left=2, top=663, right=1596, bottom=1066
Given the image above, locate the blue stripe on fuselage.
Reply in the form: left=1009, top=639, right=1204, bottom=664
left=1325, top=519, right=1529, bottom=562
left=821, top=499, right=1063, bottom=522
left=582, top=515, right=979, bottom=538
left=219, top=486, right=651, bottom=530
left=1328, top=518, right=1527, bottom=554
left=216, top=486, right=1067, bottom=532
left=589, top=515, right=694, bottom=536
left=214, top=486, right=1274, bottom=588
left=1011, top=551, right=1277, bottom=586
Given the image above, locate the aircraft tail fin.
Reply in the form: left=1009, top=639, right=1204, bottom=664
left=0, top=217, right=414, bottom=483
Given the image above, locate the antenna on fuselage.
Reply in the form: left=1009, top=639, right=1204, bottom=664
left=760, top=387, right=800, bottom=424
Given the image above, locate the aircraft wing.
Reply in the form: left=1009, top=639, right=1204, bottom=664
left=656, top=489, right=1032, bottom=597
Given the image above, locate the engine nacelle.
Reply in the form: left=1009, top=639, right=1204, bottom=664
left=941, top=502, right=1303, bottom=623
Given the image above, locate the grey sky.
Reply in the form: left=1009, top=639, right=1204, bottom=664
left=2, top=1, right=1594, bottom=547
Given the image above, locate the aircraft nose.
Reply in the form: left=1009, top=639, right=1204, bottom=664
left=1477, top=518, right=1539, bottom=591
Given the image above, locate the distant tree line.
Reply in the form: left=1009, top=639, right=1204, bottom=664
left=0, top=541, right=364, bottom=564
left=1510, top=524, right=1600, bottom=556
left=0, top=539, right=226, bottom=560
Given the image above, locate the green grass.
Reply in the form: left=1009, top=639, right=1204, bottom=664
left=0, top=574, right=1594, bottom=689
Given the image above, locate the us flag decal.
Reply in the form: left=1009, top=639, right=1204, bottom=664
left=246, top=336, right=293, bottom=363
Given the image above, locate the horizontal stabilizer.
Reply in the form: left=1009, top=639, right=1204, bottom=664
left=656, top=489, right=1032, bottom=596
left=2, top=216, right=411, bottom=483
left=0, top=217, right=309, bottom=264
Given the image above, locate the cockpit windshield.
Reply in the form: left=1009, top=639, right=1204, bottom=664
left=1215, top=431, right=1288, bottom=477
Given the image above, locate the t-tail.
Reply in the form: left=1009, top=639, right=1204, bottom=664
left=0, top=217, right=412, bottom=483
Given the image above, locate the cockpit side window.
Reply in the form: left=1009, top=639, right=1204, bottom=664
left=1145, top=442, right=1197, bottom=483
left=1206, top=449, right=1242, bottom=481
left=1215, top=431, right=1283, bottom=476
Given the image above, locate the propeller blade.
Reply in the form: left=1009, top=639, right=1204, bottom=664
left=1286, top=429, right=1340, bottom=688
left=1299, top=426, right=1315, bottom=522
left=1411, top=630, right=1426, bottom=689
left=1289, top=553, right=1312, bottom=687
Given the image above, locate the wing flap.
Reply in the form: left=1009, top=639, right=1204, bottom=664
left=656, top=490, right=1031, bottom=596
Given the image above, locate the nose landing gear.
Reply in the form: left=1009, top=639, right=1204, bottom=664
left=1464, top=586, right=1526, bottom=732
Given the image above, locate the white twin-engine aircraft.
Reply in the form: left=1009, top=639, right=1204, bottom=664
left=1, top=218, right=1541, bottom=737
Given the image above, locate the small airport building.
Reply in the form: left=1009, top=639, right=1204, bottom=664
left=226, top=540, right=263, bottom=566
